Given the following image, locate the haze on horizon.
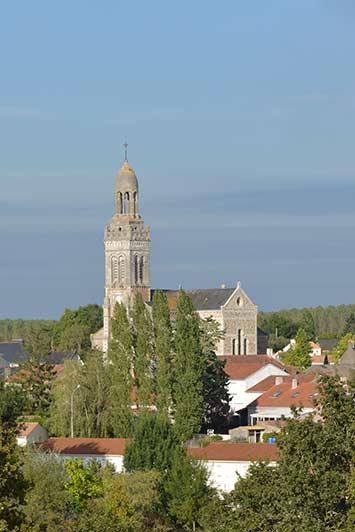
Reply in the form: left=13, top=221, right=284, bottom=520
left=1, top=1, right=355, bottom=319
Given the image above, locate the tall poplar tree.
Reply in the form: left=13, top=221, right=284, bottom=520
left=108, top=302, right=134, bottom=437
left=132, top=294, right=154, bottom=409
left=152, top=290, right=173, bottom=418
left=173, top=290, right=204, bottom=441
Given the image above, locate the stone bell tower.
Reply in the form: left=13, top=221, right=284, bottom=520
left=92, top=145, right=150, bottom=352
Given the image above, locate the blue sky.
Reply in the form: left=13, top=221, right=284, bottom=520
left=1, top=1, right=355, bottom=318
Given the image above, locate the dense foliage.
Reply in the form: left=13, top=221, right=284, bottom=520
left=259, top=303, right=355, bottom=350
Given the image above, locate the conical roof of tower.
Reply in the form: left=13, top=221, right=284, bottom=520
left=115, top=159, right=138, bottom=192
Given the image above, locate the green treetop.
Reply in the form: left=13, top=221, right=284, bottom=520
left=152, top=290, right=173, bottom=419
left=281, top=328, right=312, bottom=370
left=173, top=290, right=204, bottom=442
left=132, top=294, right=154, bottom=409
left=107, top=303, right=134, bottom=438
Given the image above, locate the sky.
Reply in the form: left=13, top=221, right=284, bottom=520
left=1, top=0, right=355, bottom=319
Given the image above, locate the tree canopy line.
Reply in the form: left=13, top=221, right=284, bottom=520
left=50, top=290, right=230, bottom=440
left=258, top=305, right=355, bottom=352
left=2, top=372, right=355, bottom=530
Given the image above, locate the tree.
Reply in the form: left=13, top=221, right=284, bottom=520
left=280, top=328, right=312, bottom=369
left=0, top=384, right=27, bottom=530
left=124, top=412, right=178, bottom=473
left=108, top=303, right=134, bottom=438
left=152, top=290, right=173, bottom=419
left=299, top=308, right=316, bottom=339
left=199, top=317, right=229, bottom=431
left=329, top=333, right=354, bottom=362
left=64, top=458, right=102, bottom=512
left=21, top=448, right=70, bottom=531
left=223, top=375, right=355, bottom=532
left=49, top=353, right=112, bottom=438
left=132, top=294, right=154, bottom=409
left=165, top=449, right=214, bottom=532
left=69, top=470, right=165, bottom=532
left=343, top=312, right=355, bottom=335
left=173, top=290, right=204, bottom=441
left=49, top=360, right=82, bottom=436
left=53, top=304, right=103, bottom=352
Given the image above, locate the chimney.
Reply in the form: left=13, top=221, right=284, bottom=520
left=275, top=376, right=283, bottom=385
left=220, top=283, right=226, bottom=289
left=237, top=280, right=241, bottom=289
left=291, top=376, right=298, bottom=390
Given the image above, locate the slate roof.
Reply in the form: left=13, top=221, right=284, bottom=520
left=318, top=339, right=339, bottom=351
left=0, top=341, right=26, bottom=365
left=152, top=288, right=235, bottom=312
left=187, top=288, right=235, bottom=310
left=188, top=442, right=279, bottom=462
left=47, top=351, right=80, bottom=364
left=38, top=437, right=128, bottom=456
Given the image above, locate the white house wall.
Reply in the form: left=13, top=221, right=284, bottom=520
left=204, top=459, right=277, bottom=492
left=229, top=365, right=288, bottom=412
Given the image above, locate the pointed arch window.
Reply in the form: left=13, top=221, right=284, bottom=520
left=134, top=255, right=139, bottom=285
left=111, top=256, right=119, bottom=285
left=119, top=255, right=125, bottom=285
left=244, top=338, right=248, bottom=355
left=237, top=329, right=242, bottom=355
left=232, top=339, right=236, bottom=355
left=139, top=256, right=144, bottom=284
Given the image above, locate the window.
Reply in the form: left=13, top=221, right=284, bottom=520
left=237, top=329, right=241, bottom=355
left=124, top=192, right=130, bottom=214
left=119, top=192, right=123, bottom=214
left=243, top=337, right=247, bottom=355
left=291, top=392, right=300, bottom=398
left=139, top=256, right=144, bottom=284
left=134, top=255, right=138, bottom=284
left=133, top=191, right=137, bottom=215
left=111, top=256, right=119, bottom=284
left=232, top=338, right=236, bottom=355
left=119, top=255, right=125, bottom=284
left=272, top=391, right=282, bottom=398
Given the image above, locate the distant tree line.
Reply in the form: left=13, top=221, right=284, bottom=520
left=259, top=304, right=355, bottom=351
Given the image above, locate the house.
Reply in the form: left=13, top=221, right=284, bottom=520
left=278, top=339, right=332, bottom=365
left=16, top=422, right=48, bottom=447
left=189, top=442, right=278, bottom=492
left=37, top=437, right=278, bottom=494
left=0, top=340, right=26, bottom=371
left=38, top=437, right=128, bottom=471
left=248, top=374, right=318, bottom=425
left=305, top=340, right=355, bottom=381
left=219, top=355, right=288, bottom=416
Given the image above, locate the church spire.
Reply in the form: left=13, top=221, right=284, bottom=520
left=123, top=141, right=128, bottom=161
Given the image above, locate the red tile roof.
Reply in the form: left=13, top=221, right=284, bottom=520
left=38, top=437, right=128, bottom=456
left=247, top=373, right=313, bottom=392
left=189, top=442, right=279, bottom=462
left=254, top=379, right=318, bottom=408
left=219, top=355, right=286, bottom=380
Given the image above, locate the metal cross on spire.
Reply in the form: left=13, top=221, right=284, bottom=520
left=123, top=141, right=128, bottom=160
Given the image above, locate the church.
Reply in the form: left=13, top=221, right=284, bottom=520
left=91, top=151, right=264, bottom=355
